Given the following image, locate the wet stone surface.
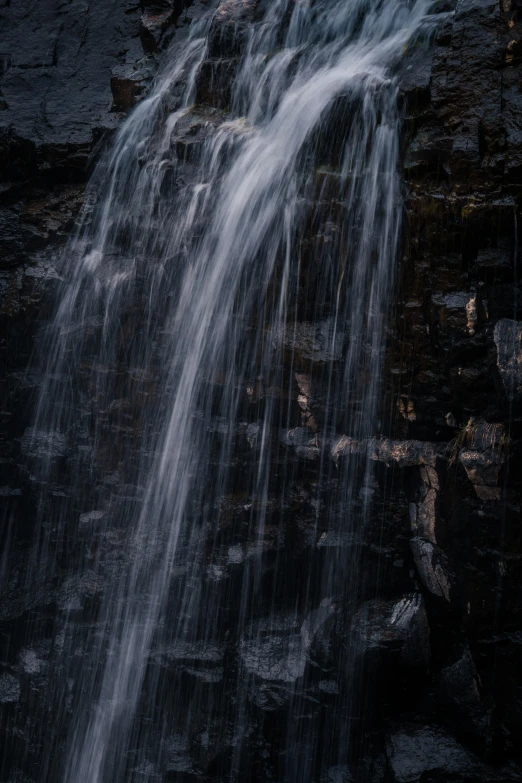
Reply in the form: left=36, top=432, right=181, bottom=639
left=0, top=1, right=522, bottom=782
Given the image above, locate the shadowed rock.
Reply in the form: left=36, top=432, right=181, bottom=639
left=494, top=319, right=522, bottom=403
left=386, top=724, right=481, bottom=782
left=353, top=593, right=430, bottom=670
left=410, top=538, right=452, bottom=601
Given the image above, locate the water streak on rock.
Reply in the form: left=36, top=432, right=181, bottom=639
left=26, top=1, right=440, bottom=780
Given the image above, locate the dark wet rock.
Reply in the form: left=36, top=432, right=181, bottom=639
left=20, top=428, right=67, bottom=460
left=429, top=0, right=505, bottom=186
left=386, top=725, right=481, bottom=783
left=399, top=40, right=434, bottom=109
left=296, top=374, right=315, bottom=410
left=17, top=644, right=50, bottom=677
left=494, top=319, right=522, bottom=403
left=240, top=631, right=306, bottom=683
left=403, top=127, right=452, bottom=177
left=240, top=614, right=306, bottom=683
left=140, top=5, right=178, bottom=54
left=168, top=106, right=224, bottom=164
left=245, top=421, right=259, bottom=446
left=0, top=673, right=20, bottom=703
left=316, top=531, right=358, bottom=549
left=353, top=593, right=430, bottom=670
left=1, top=0, right=522, bottom=779
left=56, top=570, right=107, bottom=613
left=434, top=645, right=490, bottom=736
left=0, top=0, right=145, bottom=180
left=0, top=186, right=85, bottom=272
left=356, top=755, right=386, bottom=783
left=150, top=639, right=224, bottom=683
left=331, top=436, right=441, bottom=468
left=0, top=553, right=58, bottom=622
left=276, top=319, right=344, bottom=364
left=110, top=57, right=157, bottom=111
left=284, top=426, right=317, bottom=447
left=78, top=509, right=106, bottom=530
left=431, top=291, right=479, bottom=336
left=195, top=0, right=260, bottom=107
left=281, top=425, right=320, bottom=460
left=240, top=602, right=336, bottom=685
left=398, top=0, right=522, bottom=436
left=475, top=242, right=513, bottom=281
left=225, top=537, right=277, bottom=564
left=245, top=680, right=291, bottom=711
left=453, top=419, right=507, bottom=501
left=301, top=597, right=338, bottom=656
left=372, top=438, right=441, bottom=468
left=320, top=766, right=353, bottom=783
left=6, top=774, right=36, bottom=783
left=207, top=0, right=259, bottom=58
left=410, top=537, right=452, bottom=601
left=459, top=449, right=503, bottom=501
left=409, top=465, right=439, bottom=543
left=152, top=640, right=224, bottom=665
left=162, top=733, right=197, bottom=775
left=196, top=57, right=237, bottom=108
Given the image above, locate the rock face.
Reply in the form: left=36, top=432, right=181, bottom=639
left=1, top=1, right=141, bottom=178
left=387, top=725, right=481, bottom=783
left=390, top=1, right=522, bottom=778
left=494, top=318, right=522, bottom=401
left=353, top=593, right=431, bottom=670
left=1, top=1, right=522, bottom=782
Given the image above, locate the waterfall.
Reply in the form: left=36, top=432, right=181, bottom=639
left=23, top=1, right=440, bottom=780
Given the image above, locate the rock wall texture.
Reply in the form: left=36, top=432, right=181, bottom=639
left=386, top=0, right=522, bottom=778
left=1, top=1, right=522, bottom=782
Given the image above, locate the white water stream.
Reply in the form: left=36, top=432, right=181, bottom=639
left=26, top=1, right=440, bottom=780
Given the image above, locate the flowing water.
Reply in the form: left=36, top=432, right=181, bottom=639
left=21, top=0, right=440, bottom=780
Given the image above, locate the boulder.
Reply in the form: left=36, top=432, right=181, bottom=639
left=240, top=602, right=337, bottom=684
left=387, top=725, right=481, bottom=783
left=240, top=625, right=306, bottom=683
left=353, top=593, right=430, bottom=670
left=434, top=645, right=490, bottom=735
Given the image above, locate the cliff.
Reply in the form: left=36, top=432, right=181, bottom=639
left=1, top=2, right=521, bottom=781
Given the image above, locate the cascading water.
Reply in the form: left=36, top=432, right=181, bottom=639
left=17, top=1, right=441, bottom=780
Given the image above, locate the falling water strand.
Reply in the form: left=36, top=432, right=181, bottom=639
left=26, top=1, right=441, bottom=781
